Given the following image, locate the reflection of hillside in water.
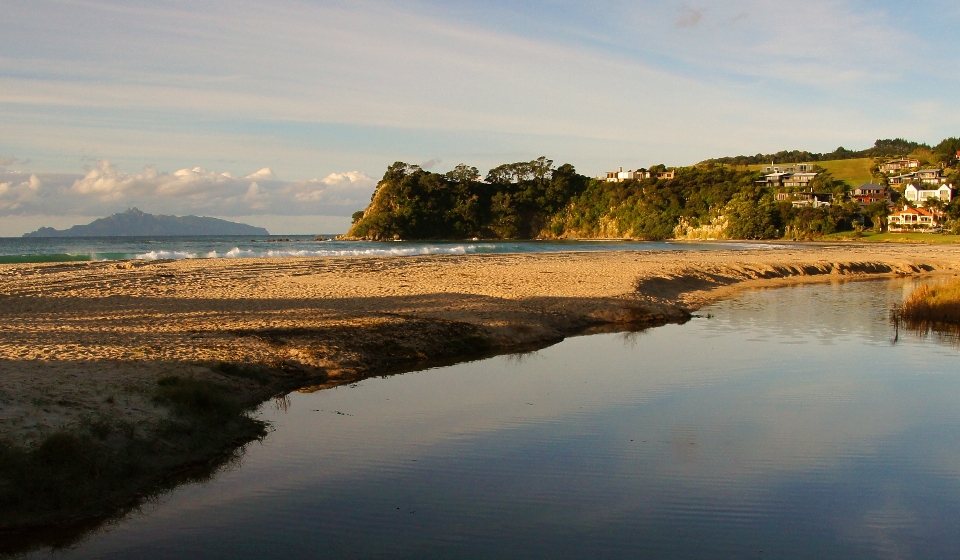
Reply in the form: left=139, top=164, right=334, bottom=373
left=703, top=277, right=958, bottom=350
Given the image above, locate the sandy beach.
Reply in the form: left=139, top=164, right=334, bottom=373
left=1, top=242, right=959, bottom=450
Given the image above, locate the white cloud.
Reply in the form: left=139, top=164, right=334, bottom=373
left=245, top=167, right=276, bottom=180
left=0, top=174, right=42, bottom=211
left=290, top=171, right=377, bottom=203
left=243, top=181, right=268, bottom=209
left=71, top=160, right=235, bottom=200
left=1, top=0, right=957, bottom=176
left=1, top=161, right=377, bottom=218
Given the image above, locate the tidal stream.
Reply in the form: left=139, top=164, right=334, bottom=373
left=32, top=277, right=960, bottom=559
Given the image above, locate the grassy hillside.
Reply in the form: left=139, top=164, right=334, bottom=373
left=748, top=158, right=875, bottom=187
left=825, top=231, right=960, bottom=243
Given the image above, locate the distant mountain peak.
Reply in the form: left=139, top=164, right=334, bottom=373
left=23, top=210, right=270, bottom=237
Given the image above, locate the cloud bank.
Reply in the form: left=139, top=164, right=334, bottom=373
left=0, top=160, right=378, bottom=218
left=1, top=0, right=958, bottom=180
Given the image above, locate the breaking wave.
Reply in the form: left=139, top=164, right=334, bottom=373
left=136, top=244, right=497, bottom=260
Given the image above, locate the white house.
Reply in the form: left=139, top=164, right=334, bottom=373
left=888, top=205, right=941, bottom=232
left=904, top=184, right=952, bottom=203
left=603, top=167, right=650, bottom=182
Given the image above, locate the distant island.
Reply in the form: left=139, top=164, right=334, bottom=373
left=23, top=208, right=269, bottom=237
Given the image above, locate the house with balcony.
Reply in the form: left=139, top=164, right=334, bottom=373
left=889, top=172, right=916, bottom=185
left=904, top=184, right=952, bottom=203
left=879, top=158, right=921, bottom=173
left=916, top=168, right=947, bottom=185
left=888, top=205, right=941, bottom=232
left=757, top=163, right=819, bottom=189
left=774, top=189, right=832, bottom=208
left=851, top=183, right=892, bottom=205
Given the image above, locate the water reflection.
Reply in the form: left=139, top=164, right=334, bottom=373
left=28, top=278, right=960, bottom=559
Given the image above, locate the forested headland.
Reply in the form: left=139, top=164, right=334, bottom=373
left=345, top=138, right=960, bottom=241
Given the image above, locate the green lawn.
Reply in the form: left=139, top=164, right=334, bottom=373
left=825, top=231, right=960, bottom=243
left=748, top=158, right=875, bottom=187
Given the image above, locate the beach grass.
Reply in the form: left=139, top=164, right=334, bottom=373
left=900, top=281, right=960, bottom=325
left=826, top=231, right=960, bottom=243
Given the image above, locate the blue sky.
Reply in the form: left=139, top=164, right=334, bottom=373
left=1, top=0, right=958, bottom=234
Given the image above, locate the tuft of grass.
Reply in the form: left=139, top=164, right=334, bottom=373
left=900, top=281, right=960, bottom=324
left=154, top=376, right=244, bottom=421
left=213, top=362, right=272, bottom=385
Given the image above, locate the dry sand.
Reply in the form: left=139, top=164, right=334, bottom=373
left=2, top=243, right=960, bottom=447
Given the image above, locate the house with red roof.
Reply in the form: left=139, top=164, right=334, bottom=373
left=888, top=205, right=942, bottom=232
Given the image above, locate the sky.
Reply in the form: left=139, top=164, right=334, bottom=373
left=1, top=0, right=959, bottom=235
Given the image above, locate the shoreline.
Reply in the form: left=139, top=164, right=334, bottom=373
left=2, top=244, right=960, bottom=550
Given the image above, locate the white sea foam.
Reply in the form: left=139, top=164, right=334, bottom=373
left=134, top=244, right=497, bottom=261
left=135, top=250, right=199, bottom=260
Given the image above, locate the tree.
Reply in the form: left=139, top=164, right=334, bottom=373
left=445, top=164, right=480, bottom=184
left=725, top=191, right=780, bottom=239
left=934, top=138, right=960, bottom=162
left=529, top=156, right=554, bottom=184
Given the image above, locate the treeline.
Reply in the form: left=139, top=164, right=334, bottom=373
left=347, top=158, right=588, bottom=240
left=346, top=159, right=879, bottom=241
left=702, top=137, right=960, bottom=166
left=546, top=165, right=870, bottom=240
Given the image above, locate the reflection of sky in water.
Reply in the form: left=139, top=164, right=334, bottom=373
left=36, top=278, right=960, bottom=559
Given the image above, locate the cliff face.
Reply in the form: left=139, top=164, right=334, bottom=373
left=23, top=208, right=269, bottom=237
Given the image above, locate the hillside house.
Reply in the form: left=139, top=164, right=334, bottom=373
left=762, top=163, right=817, bottom=174
left=657, top=171, right=676, bottom=180
left=758, top=163, right=819, bottom=188
left=879, top=158, right=921, bottom=173
left=917, top=168, right=947, bottom=185
left=889, top=172, right=915, bottom=185
left=604, top=167, right=650, bottom=182
left=904, top=184, right=952, bottom=203
left=783, top=173, right=819, bottom=188
left=888, top=206, right=941, bottom=232
left=851, top=183, right=892, bottom=205
left=774, top=189, right=832, bottom=208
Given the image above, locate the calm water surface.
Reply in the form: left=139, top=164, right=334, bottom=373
left=33, top=278, right=960, bottom=559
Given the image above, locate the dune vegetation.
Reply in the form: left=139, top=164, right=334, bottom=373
left=899, top=280, right=960, bottom=325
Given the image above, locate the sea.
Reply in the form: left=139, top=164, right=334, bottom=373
left=0, top=236, right=793, bottom=264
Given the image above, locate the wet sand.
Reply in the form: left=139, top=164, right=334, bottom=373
left=1, top=243, right=960, bottom=447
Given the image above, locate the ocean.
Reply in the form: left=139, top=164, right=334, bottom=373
left=0, top=236, right=792, bottom=264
